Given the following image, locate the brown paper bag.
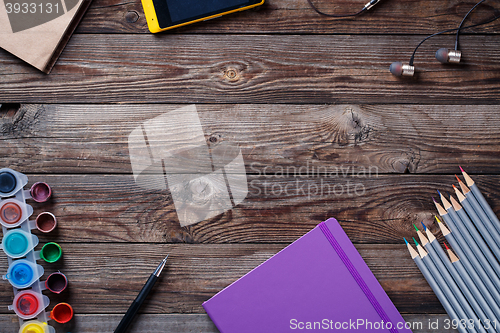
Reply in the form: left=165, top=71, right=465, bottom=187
left=0, top=0, right=91, bottom=73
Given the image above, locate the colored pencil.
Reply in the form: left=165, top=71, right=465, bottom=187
left=406, top=239, right=468, bottom=333
left=444, top=242, right=500, bottom=332
left=435, top=216, right=500, bottom=308
left=450, top=193, right=500, bottom=273
left=437, top=194, right=500, bottom=293
left=457, top=175, right=500, bottom=254
left=415, top=225, right=488, bottom=333
left=453, top=184, right=500, bottom=262
left=412, top=238, right=476, bottom=333
left=461, top=167, right=500, bottom=236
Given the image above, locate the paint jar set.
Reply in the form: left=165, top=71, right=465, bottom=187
left=0, top=168, right=73, bottom=333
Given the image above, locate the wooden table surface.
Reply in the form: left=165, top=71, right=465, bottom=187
left=1, top=0, right=500, bottom=332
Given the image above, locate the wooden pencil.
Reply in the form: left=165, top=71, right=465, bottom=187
left=438, top=193, right=500, bottom=292
left=457, top=175, right=500, bottom=253
left=460, top=167, right=500, bottom=236
left=405, top=239, right=467, bottom=333
left=449, top=195, right=500, bottom=280
left=452, top=185, right=500, bottom=263
left=444, top=242, right=500, bottom=333
left=435, top=216, right=500, bottom=308
left=415, top=225, right=488, bottom=333
left=412, top=238, right=476, bottom=333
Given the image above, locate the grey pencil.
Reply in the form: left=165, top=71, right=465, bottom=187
left=415, top=228, right=487, bottom=333
left=414, top=238, right=477, bottom=333
left=450, top=192, right=500, bottom=275
left=461, top=167, right=500, bottom=236
left=437, top=194, right=500, bottom=294
left=435, top=216, right=500, bottom=309
left=445, top=242, right=500, bottom=333
left=456, top=179, right=500, bottom=261
left=405, top=239, right=468, bottom=333
left=419, top=225, right=497, bottom=332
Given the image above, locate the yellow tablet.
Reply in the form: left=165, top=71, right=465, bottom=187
left=141, top=0, right=265, bottom=33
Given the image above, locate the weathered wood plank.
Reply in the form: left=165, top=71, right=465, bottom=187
left=1, top=104, right=500, bottom=174
left=0, top=314, right=461, bottom=333
left=0, top=174, right=497, bottom=243
left=78, top=0, right=500, bottom=34
left=0, top=244, right=446, bottom=315
left=1, top=35, right=500, bottom=103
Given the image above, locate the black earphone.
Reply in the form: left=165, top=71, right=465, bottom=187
left=307, top=0, right=499, bottom=77
left=390, top=0, right=500, bottom=76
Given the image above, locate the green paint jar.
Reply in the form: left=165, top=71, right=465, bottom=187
left=40, top=242, right=62, bottom=263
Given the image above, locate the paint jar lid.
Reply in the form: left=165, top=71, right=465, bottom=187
left=40, top=242, right=62, bottom=263
left=50, top=302, right=74, bottom=324
left=45, top=271, right=68, bottom=294
left=10, top=290, right=49, bottom=320
left=1, top=229, right=38, bottom=259
left=35, top=212, right=57, bottom=233
left=30, top=182, right=52, bottom=203
left=0, top=171, right=17, bottom=194
left=5, top=259, right=43, bottom=289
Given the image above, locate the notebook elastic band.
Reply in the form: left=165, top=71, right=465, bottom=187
left=319, top=222, right=399, bottom=333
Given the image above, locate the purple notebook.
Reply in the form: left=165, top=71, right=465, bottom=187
left=203, top=218, right=412, bottom=333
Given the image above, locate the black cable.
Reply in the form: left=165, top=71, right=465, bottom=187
left=455, top=0, right=487, bottom=50
left=306, top=0, right=365, bottom=18
left=409, top=11, right=500, bottom=66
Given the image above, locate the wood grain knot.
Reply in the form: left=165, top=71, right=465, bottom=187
left=224, top=68, right=240, bottom=81
left=322, top=106, right=372, bottom=147
left=125, top=11, right=139, bottom=23
left=208, top=133, right=223, bottom=146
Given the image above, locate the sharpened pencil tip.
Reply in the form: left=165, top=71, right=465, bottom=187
left=413, top=223, right=419, bottom=232
left=404, top=238, right=409, bottom=245
left=413, top=237, right=419, bottom=246
left=434, top=216, right=441, bottom=223
left=455, top=175, right=461, bottom=183
left=437, top=189, right=442, bottom=197
left=443, top=242, right=449, bottom=250
left=421, top=221, right=427, bottom=231
left=459, top=166, right=464, bottom=173
left=452, top=184, right=457, bottom=189
left=432, top=197, right=437, bottom=203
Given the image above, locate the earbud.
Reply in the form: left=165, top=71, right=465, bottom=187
left=389, top=61, right=415, bottom=76
left=435, top=48, right=462, bottom=64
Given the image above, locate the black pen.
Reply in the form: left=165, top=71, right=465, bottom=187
left=114, top=255, right=169, bottom=333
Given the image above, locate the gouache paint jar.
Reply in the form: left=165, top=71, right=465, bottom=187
left=0, top=170, right=17, bottom=194
left=0, top=168, right=28, bottom=198
left=40, top=242, right=62, bottom=263
left=35, top=212, right=57, bottom=233
left=45, top=271, right=68, bottom=294
left=30, top=182, right=52, bottom=203
left=18, top=320, right=55, bottom=333
left=50, top=302, right=73, bottom=323
left=0, top=199, right=32, bottom=228
left=9, top=290, right=50, bottom=320
left=4, top=259, right=44, bottom=289
left=1, top=229, right=39, bottom=258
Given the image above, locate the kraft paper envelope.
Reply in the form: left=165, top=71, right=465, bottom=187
left=0, top=0, right=91, bottom=73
